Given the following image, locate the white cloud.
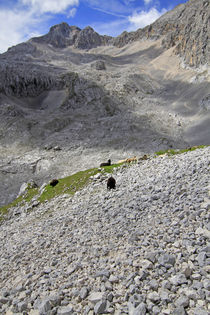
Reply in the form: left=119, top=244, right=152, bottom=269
left=21, top=0, right=79, bottom=14
left=68, top=7, right=77, bottom=18
left=128, top=7, right=166, bottom=29
left=123, top=0, right=136, bottom=3
left=144, top=0, right=153, bottom=4
left=0, top=0, right=79, bottom=53
left=0, top=8, right=44, bottom=53
left=92, top=7, right=166, bottom=37
left=85, top=0, right=166, bottom=35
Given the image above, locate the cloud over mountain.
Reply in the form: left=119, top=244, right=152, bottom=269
left=0, top=0, right=186, bottom=53
left=128, top=7, right=167, bottom=29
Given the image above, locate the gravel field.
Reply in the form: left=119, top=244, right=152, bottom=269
left=0, top=146, right=209, bottom=315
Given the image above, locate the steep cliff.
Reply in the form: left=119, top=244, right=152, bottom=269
left=113, top=0, right=209, bottom=68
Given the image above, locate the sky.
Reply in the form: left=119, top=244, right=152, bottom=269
left=0, top=0, right=187, bottom=53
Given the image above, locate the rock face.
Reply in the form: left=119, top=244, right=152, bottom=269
left=0, top=63, right=61, bottom=97
left=161, top=0, right=210, bottom=68
left=0, top=0, right=209, bottom=207
left=74, top=26, right=109, bottom=49
left=113, top=0, right=209, bottom=68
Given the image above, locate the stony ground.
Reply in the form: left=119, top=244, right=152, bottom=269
left=0, top=147, right=209, bottom=315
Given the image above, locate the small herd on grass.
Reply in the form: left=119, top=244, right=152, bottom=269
left=49, top=155, right=148, bottom=191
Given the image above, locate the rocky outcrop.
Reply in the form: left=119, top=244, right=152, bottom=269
left=0, top=63, right=62, bottom=97
left=91, top=60, right=106, bottom=70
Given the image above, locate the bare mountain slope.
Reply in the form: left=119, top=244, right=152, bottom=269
left=0, top=0, right=209, bottom=206
left=113, top=0, right=209, bottom=68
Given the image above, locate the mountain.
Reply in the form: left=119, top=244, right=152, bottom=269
left=32, top=24, right=112, bottom=50
left=0, top=0, right=209, bottom=207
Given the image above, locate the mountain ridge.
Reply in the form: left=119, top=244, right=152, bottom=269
left=11, top=0, right=206, bottom=69
left=3, top=0, right=209, bottom=68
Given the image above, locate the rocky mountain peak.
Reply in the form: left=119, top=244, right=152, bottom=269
left=31, top=23, right=111, bottom=49
left=32, top=22, right=81, bottom=48
left=48, top=23, right=82, bottom=40
left=49, top=22, right=76, bottom=34
left=74, top=25, right=107, bottom=49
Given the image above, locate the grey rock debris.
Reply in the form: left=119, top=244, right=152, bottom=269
left=0, top=147, right=209, bottom=314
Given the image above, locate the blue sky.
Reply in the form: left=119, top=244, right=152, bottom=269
left=0, top=0, right=187, bottom=53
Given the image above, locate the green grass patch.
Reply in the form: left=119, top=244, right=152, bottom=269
left=155, top=145, right=208, bottom=156
left=100, top=162, right=125, bottom=173
left=39, top=168, right=100, bottom=203
left=39, top=164, right=126, bottom=203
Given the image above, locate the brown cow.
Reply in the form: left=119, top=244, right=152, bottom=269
left=126, top=156, right=137, bottom=163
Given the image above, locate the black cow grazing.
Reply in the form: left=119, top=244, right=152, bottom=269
left=50, top=179, right=59, bottom=187
left=100, top=159, right=111, bottom=167
left=107, top=176, right=116, bottom=190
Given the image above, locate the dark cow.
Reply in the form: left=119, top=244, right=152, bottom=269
left=107, top=176, right=116, bottom=189
left=50, top=179, right=59, bottom=187
left=100, top=159, right=111, bottom=167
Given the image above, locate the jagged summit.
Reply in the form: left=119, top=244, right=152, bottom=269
left=32, top=23, right=80, bottom=48
left=49, top=22, right=80, bottom=33
left=32, top=22, right=112, bottom=49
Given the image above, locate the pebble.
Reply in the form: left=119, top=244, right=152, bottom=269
left=0, top=147, right=209, bottom=314
left=57, top=305, right=74, bottom=315
left=94, top=300, right=107, bottom=314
